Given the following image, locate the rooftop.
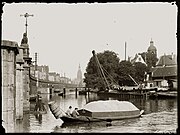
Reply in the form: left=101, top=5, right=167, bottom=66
left=152, top=65, right=177, bottom=78
left=156, top=54, right=177, bottom=66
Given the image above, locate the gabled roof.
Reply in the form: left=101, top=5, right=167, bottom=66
left=156, top=55, right=177, bottom=66
left=152, top=65, right=177, bottom=78
left=131, top=54, right=146, bottom=65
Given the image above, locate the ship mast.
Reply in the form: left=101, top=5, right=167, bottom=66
left=125, top=42, right=127, bottom=61
left=92, top=50, right=111, bottom=91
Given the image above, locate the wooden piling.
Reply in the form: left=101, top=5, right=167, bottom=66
left=63, top=87, right=66, bottom=95
left=75, top=88, right=78, bottom=98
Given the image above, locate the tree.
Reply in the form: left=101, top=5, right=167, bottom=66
left=116, top=60, right=136, bottom=86
left=84, top=50, right=120, bottom=89
left=146, top=52, right=158, bottom=70
left=133, top=62, right=148, bottom=84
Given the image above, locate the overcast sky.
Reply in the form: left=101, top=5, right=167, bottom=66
left=2, top=2, right=177, bottom=79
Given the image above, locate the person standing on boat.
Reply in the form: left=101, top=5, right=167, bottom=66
left=65, top=106, right=72, bottom=117
left=72, top=108, right=79, bottom=118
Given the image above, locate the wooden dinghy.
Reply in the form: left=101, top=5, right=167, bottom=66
left=48, top=100, right=144, bottom=123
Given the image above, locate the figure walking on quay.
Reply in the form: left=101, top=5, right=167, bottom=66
left=34, top=91, right=46, bottom=113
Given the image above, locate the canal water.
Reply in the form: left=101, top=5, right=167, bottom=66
left=15, top=88, right=177, bottom=133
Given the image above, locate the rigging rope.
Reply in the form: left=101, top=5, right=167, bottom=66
left=93, top=51, right=111, bottom=90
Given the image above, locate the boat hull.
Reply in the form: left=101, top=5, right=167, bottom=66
left=60, top=110, right=144, bottom=123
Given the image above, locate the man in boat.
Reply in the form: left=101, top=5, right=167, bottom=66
left=72, top=108, right=80, bottom=118
left=65, top=106, right=72, bottom=117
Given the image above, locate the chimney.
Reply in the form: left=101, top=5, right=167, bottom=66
left=171, top=52, right=173, bottom=59
left=163, top=53, right=166, bottom=67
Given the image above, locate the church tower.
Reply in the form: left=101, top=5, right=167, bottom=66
left=77, top=64, right=82, bottom=86
left=146, top=39, right=158, bottom=68
left=77, top=64, right=82, bottom=81
left=147, top=39, right=157, bottom=56
left=20, top=13, right=33, bottom=112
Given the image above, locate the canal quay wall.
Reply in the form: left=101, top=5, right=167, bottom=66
left=1, top=39, right=79, bottom=132
left=2, top=40, right=20, bottom=132
left=1, top=40, right=32, bottom=132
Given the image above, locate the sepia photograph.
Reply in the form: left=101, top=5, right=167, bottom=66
left=1, top=2, right=178, bottom=133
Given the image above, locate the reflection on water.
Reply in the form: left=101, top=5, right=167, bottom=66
left=16, top=88, right=177, bottom=133
left=58, top=117, right=141, bottom=133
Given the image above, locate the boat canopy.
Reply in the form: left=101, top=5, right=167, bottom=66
left=82, top=100, right=139, bottom=112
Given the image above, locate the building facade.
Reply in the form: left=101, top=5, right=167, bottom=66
left=151, top=54, right=177, bottom=89
left=48, top=72, right=56, bottom=81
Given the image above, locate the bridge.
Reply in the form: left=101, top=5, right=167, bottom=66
left=29, top=75, right=85, bottom=95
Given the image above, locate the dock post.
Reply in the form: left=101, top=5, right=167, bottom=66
left=49, top=85, right=52, bottom=99
left=75, top=88, right=78, bottom=98
left=145, top=91, right=148, bottom=100
left=87, top=87, right=90, bottom=96
left=63, top=87, right=66, bottom=97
